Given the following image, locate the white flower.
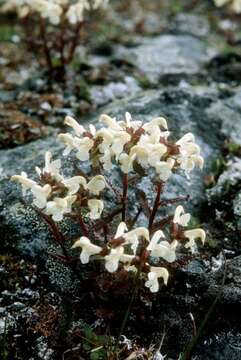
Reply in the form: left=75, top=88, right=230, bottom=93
left=32, top=0, right=63, bottom=25
left=111, top=131, right=131, bottom=158
left=119, top=112, right=142, bottom=130
left=145, top=267, right=169, bottom=292
left=176, top=133, right=204, bottom=176
left=62, top=176, right=87, bottom=195
left=31, top=184, right=51, bottom=209
left=214, top=0, right=229, bottom=6
left=36, top=151, right=62, bottom=181
left=147, top=230, right=177, bottom=262
left=92, top=0, right=109, bottom=9
left=11, top=172, right=36, bottom=195
left=173, top=205, right=191, bottom=227
left=214, top=0, right=241, bottom=13
left=155, top=158, right=175, bottom=181
left=86, top=175, right=106, bottom=195
left=99, top=114, right=122, bottom=131
left=64, top=116, right=85, bottom=136
left=58, top=133, right=76, bottom=156
left=184, top=229, right=206, bottom=253
left=105, top=246, right=134, bottom=272
left=119, top=153, right=136, bottom=174
left=114, top=222, right=128, bottom=238
left=99, top=148, right=113, bottom=171
left=45, top=195, right=76, bottom=221
left=74, top=137, right=94, bottom=161
left=87, top=199, right=104, bottom=219
left=105, top=246, right=124, bottom=272
left=130, top=145, right=149, bottom=168
left=143, top=116, right=169, bottom=139
left=123, top=227, right=149, bottom=254
left=147, top=144, right=167, bottom=167
left=232, top=0, right=241, bottom=12
left=66, top=3, right=86, bottom=24
left=72, top=236, right=102, bottom=264
left=95, top=128, right=114, bottom=152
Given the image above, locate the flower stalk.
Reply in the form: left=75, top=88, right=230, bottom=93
left=148, top=182, right=164, bottom=231
left=121, top=174, right=128, bottom=221
left=39, top=17, right=53, bottom=74
left=12, top=112, right=206, bottom=295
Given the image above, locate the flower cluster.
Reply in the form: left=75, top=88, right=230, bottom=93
left=59, top=113, right=203, bottom=179
left=12, top=151, right=106, bottom=221
left=214, top=0, right=241, bottom=13
left=72, top=205, right=205, bottom=293
left=12, top=112, right=206, bottom=293
left=1, top=0, right=109, bottom=74
left=2, top=0, right=109, bottom=25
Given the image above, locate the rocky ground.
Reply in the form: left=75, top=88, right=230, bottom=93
left=1, top=1, right=241, bottom=359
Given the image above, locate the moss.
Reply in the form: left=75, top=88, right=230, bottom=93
left=77, top=79, right=92, bottom=103
left=0, top=25, right=15, bottom=42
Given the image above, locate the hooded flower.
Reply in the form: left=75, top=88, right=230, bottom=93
left=11, top=172, right=36, bottom=195
left=119, top=153, right=136, bottom=174
left=86, top=175, right=106, bottom=195
left=104, top=246, right=134, bottom=272
left=155, top=158, right=175, bottom=182
left=35, top=151, right=62, bottom=181
left=31, top=184, right=52, bottom=209
left=123, top=226, right=149, bottom=254
left=62, top=176, right=87, bottom=195
left=64, top=115, right=85, bottom=136
left=87, top=199, right=104, bottom=219
left=176, top=133, right=204, bottom=176
left=173, top=205, right=191, bottom=227
left=214, top=0, right=241, bottom=13
left=72, top=236, right=102, bottom=264
left=147, top=230, right=177, bottom=262
left=45, top=195, right=76, bottom=221
left=74, top=137, right=94, bottom=161
left=145, top=267, right=169, bottom=292
left=184, top=229, right=206, bottom=253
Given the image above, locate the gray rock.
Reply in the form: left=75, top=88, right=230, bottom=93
left=206, top=100, right=241, bottom=146
left=207, top=158, right=241, bottom=201
left=195, top=331, right=241, bottom=360
left=0, top=85, right=234, bottom=259
left=114, top=35, right=216, bottom=83
left=90, top=76, right=140, bottom=106
left=171, top=13, right=210, bottom=38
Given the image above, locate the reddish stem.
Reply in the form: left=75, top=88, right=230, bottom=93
left=122, top=174, right=128, bottom=222
left=66, top=212, right=89, bottom=237
left=59, top=26, right=66, bottom=68
left=34, top=208, right=70, bottom=259
left=148, top=182, right=164, bottom=231
left=66, top=21, right=83, bottom=64
left=39, top=17, right=53, bottom=73
left=78, top=212, right=89, bottom=237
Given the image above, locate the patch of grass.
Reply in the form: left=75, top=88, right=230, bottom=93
left=79, top=323, right=110, bottom=360
left=0, top=25, right=15, bottom=42
left=225, top=142, right=241, bottom=156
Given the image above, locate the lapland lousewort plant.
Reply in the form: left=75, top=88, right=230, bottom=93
left=1, top=0, right=109, bottom=76
left=214, top=0, right=241, bottom=13
left=12, top=112, right=206, bottom=293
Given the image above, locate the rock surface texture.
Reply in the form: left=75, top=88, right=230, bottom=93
left=1, top=9, right=241, bottom=360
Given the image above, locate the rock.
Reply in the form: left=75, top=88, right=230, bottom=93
left=206, top=100, right=241, bottom=146
left=171, top=13, right=210, bottom=38
left=0, top=84, right=237, bottom=259
left=194, top=331, right=241, bottom=360
left=90, top=76, right=140, bottom=106
left=114, top=35, right=216, bottom=83
left=207, top=158, right=241, bottom=201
